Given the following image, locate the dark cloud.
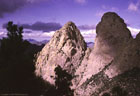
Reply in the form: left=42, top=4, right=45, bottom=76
left=0, top=0, right=48, bottom=17
left=24, top=31, right=33, bottom=33
left=0, top=0, right=29, bottom=17
left=22, top=22, right=62, bottom=32
left=3, top=21, right=62, bottom=32
left=78, top=25, right=95, bottom=30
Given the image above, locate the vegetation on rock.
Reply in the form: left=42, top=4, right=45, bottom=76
left=55, top=65, right=73, bottom=96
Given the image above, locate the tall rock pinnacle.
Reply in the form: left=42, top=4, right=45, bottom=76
left=76, top=12, right=133, bottom=87
left=35, top=21, right=87, bottom=84
left=95, top=12, right=132, bottom=57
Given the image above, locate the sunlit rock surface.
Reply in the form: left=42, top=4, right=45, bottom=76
left=35, top=21, right=87, bottom=84
left=35, top=12, right=140, bottom=96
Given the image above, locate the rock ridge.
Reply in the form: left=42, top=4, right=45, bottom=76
left=35, top=12, right=140, bottom=96
left=74, top=12, right=133, bottom=88
left=35, top=21, right=87, bottom=84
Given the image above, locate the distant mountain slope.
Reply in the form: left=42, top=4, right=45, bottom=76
left=26, top=39, right=49, bottom=46
left=86, top=42, right=94, bottom=48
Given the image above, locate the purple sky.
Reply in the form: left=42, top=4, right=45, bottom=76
left=0, top=0, right=140, bottom=42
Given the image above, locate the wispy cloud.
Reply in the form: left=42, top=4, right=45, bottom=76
left=102, top=5, right=119, bottom=11
left=81, top=29, right=96, bottom=42
left=128, top=1, right=140, bottom=12
left=95, top=11, right=105, bottom=17
left=75, top=0, right=87, bottom=4
left=23, top=29, right=96, bottom=42
left=1, top=24, right=139, bottom=42
left=96, top=5, right=119, bottom=17
left=23, top=31, right=55, bottom=41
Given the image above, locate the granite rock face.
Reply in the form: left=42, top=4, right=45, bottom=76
left=73, top=47, right=92, bottom=88
left=105, top=32, right=140, bottom=78
left=35, top=12, right=140, bottom=96
left=75, top=12, right=140, bottom=96
left=75, top=67, right=140, bottom=96
left=86, top=12, right=132, bottom=76
left=35, top=21, right=87, bottom=84
left=74, top=12, right=133, bottom=87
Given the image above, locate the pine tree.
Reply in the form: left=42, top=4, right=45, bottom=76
left=54, top=65, right=74, bottom=96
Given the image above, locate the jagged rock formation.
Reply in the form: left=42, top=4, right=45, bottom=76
left=75, top=12, right=140, bottom=96
left=35, top=12, right=140, bottom=96
left=74, top=12, right=133, bottom=87
left=35, top=21, right=87, bottom=84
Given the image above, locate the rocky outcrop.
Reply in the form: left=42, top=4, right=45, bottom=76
left=75, top=12, right=140, bottom=96
left=74, top=12, right=133, bottom=88
left=35, top=21, right=87, bottom=84
left=76, top=67, right=140, bottom=96
left=35, top=12, right=140, bottom=96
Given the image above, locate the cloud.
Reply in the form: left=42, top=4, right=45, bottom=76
left=28, top=27, right=139, bottom=42
left=128, top=1, right=140, bottom=12
left=128, top=3, right=139, bottom=11
left=22, top=22, right=62, bottom=32
left=3, top=21, right=62, bottom=32
left=78, top=25, right=95, bottom=30
left=96, top=11, right=105, bottom=17
left=0, top=32, right=5, bottom=38
left=0, top=29, right=7, bottom=39
left=23, top=26, right=140, bottom=42
left=81, top=29, right=96, bottom=37
left=102, top=5, right=118, bottom=11
left=96, top=5, right=119, bottom=17
left=23, top=31, right=55, bottom=41
left=1, top=23, right=140, bottom=42
left=0, top=0, right=27, bottom=17
left=75, top=0, right=87, bottom=4
left=127, top=26, right=140, bottom=37
left=23, top=29, right=96, bottom=42
left=0, top=0, right=48, bottom=18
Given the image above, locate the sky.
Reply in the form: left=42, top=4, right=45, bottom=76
left=0, top=0, right=140, bottom=42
